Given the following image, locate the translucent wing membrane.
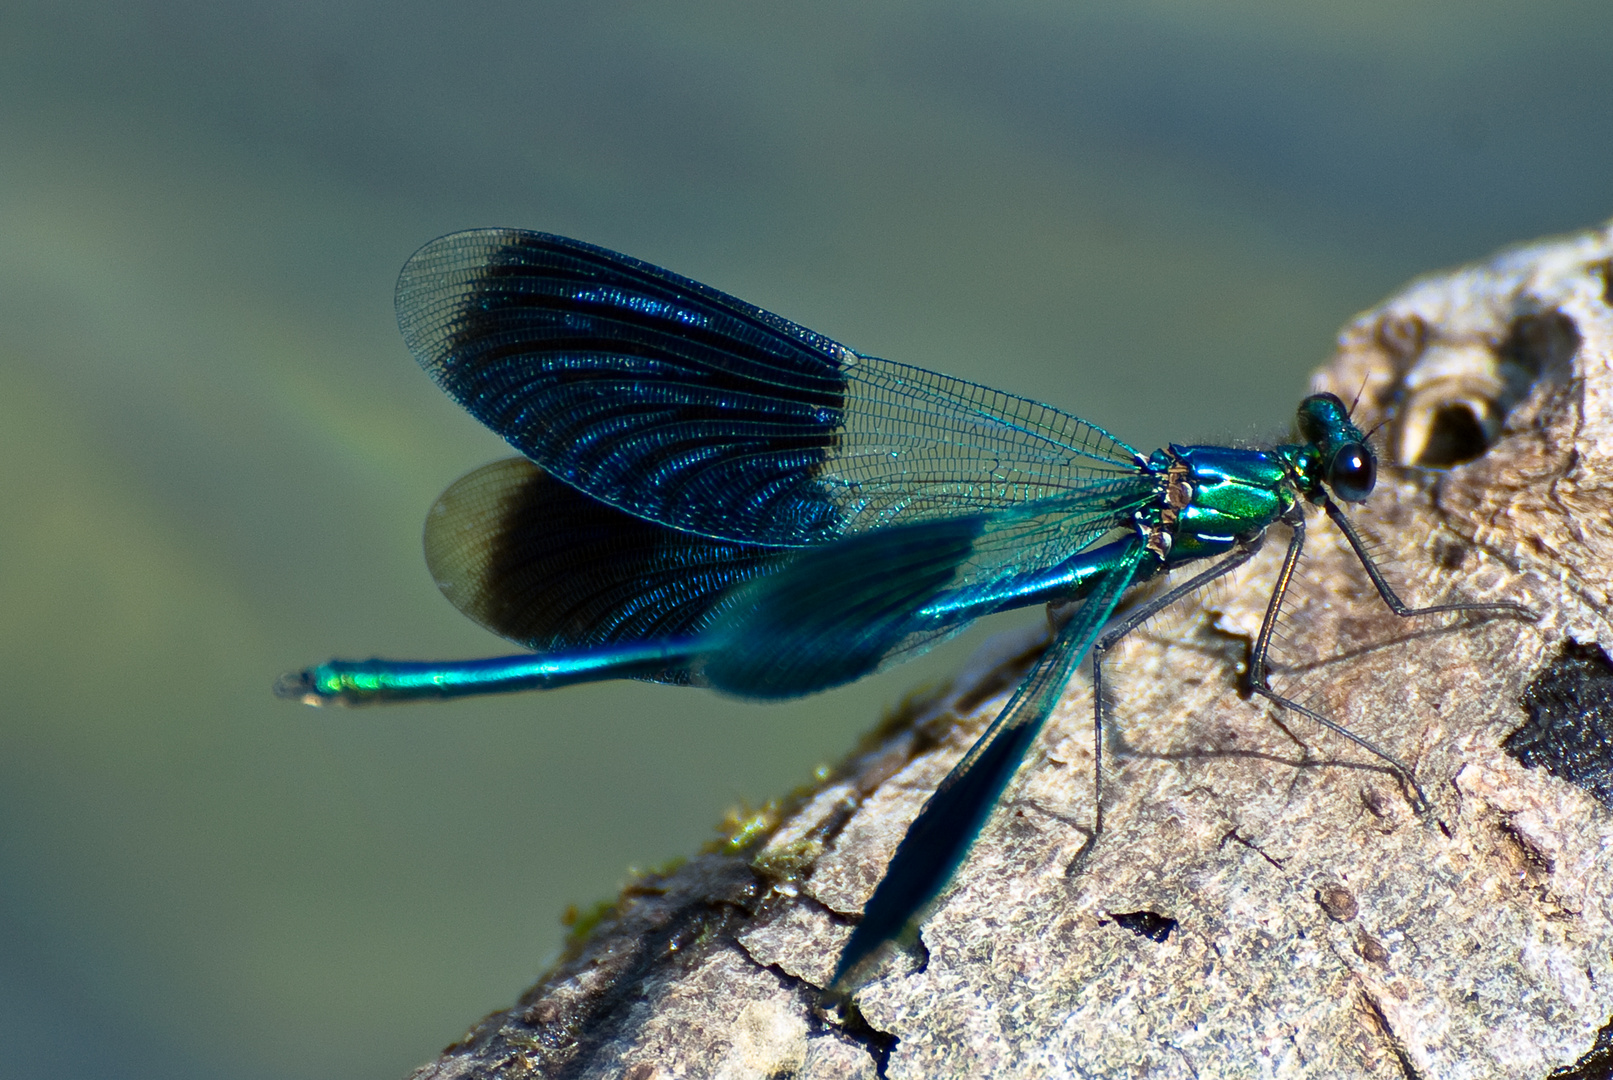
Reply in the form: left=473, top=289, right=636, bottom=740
left=424, top=457, right=788, bottom=683
left=397, top=230, right=1141, bottom=546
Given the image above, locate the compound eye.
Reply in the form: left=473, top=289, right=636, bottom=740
left=1327, top=443, right=1376, bottom=502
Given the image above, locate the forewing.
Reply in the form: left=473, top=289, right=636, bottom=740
left=397, top=229, right=1141, bottom=546
left=424, top=457, right=787, bottom=682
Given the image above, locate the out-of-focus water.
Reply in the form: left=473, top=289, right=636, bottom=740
left=1, top=3, right=1609, bottom=1077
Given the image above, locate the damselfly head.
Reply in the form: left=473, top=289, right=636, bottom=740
left=1297, top=392, right=1377, bottom=502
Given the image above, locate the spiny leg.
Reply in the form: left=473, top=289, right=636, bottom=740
left=1080, top=537, right=1265, bottom=857
left=1321, top=497, right=1536, bottom=621
left=1246, top=506, right=1433, bottom=810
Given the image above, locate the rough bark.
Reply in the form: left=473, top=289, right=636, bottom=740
left=409, top=223, right=1613, bottom=1080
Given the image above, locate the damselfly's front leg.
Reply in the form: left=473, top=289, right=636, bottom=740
left=1248, top=499, right=1537, bottom=811
left=1245, top=505, right=1419, bottom=810
left=1320, top=497, right=1537, bottom=622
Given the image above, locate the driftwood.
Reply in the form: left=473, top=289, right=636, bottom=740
left=410, top=224, right=1613, bottom=1080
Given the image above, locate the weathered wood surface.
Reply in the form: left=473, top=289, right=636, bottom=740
left=410, top=224, right=1613, bottom=1080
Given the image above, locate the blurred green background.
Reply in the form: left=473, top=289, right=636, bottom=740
left=1, top=2, right=1610, bottom=1077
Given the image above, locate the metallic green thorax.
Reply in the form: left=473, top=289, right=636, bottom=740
left=1134, top=391, right=1374, bottom=574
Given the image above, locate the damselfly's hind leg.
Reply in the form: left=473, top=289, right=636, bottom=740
left=1076, top=536, right=1265, bottom=866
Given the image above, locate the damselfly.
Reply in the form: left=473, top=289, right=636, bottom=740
left=277, top=230, right=1531, bottom=983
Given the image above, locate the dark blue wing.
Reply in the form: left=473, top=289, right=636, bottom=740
left=423, top=456, right=787, bottom=683
left=396, top=230, right=1142, bottom=547
left=833, top=535, right=1147, bottom=983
